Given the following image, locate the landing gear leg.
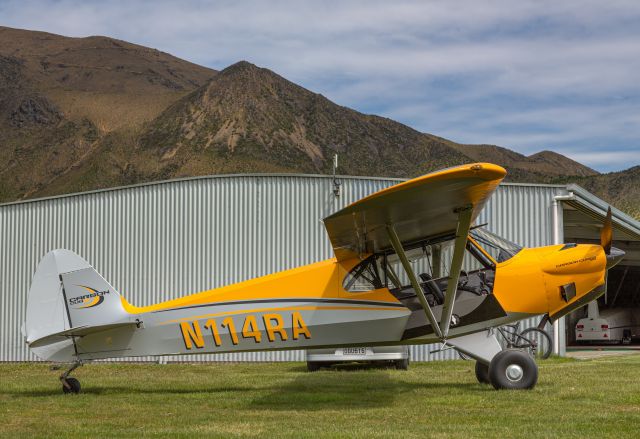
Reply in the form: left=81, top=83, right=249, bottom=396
left=60, top=361, right=82, bottom=394
left=448, top=329, right=501, bottom=385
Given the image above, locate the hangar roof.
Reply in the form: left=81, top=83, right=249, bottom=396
left=1, top=172, right=639, bottom=260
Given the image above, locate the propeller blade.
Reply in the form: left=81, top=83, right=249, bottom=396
left=601, top=207, right=613, bottom=255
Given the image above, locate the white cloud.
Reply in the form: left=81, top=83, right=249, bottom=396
left=562, top=150, right=640, bottom=170
left=1, top=0, right=639, bottom=171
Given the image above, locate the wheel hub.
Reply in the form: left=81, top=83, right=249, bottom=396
left=505, top=364, right=524, bottom=382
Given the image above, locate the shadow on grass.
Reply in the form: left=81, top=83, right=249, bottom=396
left=248, top=366, right=482, bottom=411
left=4, top=384, right=259, bottom=397
left=4, top=362, right=485, bottom=402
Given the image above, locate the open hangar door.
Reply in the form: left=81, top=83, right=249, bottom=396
left=561, top=192, right=640, bottom=347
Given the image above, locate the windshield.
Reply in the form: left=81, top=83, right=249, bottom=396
left=470, top=228, right=522, bottom=263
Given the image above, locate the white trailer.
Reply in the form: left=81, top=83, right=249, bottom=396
left=576, top=302, right=640, bottom=344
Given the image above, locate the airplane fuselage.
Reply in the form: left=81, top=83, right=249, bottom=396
left=51, top=241, right=608, bottom=362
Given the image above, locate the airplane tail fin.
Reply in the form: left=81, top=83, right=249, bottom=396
left=24, top=250, right=136, bottom=361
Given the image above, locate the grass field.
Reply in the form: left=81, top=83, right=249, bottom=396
left=1, top=356, right=639, bottom=438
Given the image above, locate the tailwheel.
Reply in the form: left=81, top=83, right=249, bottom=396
left=489, top=349, right=538, bottom=390
left=59, top=360, right=83, bottom=394
left=474, top=361, right=490, bottom=384
left=62, top=377, right=81, bottom=394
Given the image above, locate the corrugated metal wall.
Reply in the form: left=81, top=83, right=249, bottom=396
left=0, top=175, right=566, bottom=362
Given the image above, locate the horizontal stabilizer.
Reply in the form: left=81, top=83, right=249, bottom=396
left=28, top=322, right=140, bottom=348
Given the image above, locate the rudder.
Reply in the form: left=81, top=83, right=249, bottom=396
left=61, top=265, right=128, bottom=330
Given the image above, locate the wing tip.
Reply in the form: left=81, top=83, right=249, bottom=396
left=468, top=162, right=507, bottom=180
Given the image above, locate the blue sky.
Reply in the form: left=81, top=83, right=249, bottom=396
left=2, top=0, right=639, bottom=172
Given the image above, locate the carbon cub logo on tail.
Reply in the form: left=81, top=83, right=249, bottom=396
left=68, top=286, right=111, bottom=309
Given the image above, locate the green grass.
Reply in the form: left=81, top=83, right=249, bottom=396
left=1, top=356, right=639, bottom=438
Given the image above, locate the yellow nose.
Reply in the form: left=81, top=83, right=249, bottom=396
left=540, top=244, right=607, bottom=320
left=492, top=243, right=609, bottom=319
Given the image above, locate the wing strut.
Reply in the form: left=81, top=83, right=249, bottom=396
left=439, top=205, right=473, bottom=337
left=386, top=224, right=443, bottom=340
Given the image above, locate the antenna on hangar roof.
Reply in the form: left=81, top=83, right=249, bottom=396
left=332, top=153, right=341, bottom=197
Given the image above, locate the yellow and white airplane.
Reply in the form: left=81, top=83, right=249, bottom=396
left=24, top=163, right=624, bottom=392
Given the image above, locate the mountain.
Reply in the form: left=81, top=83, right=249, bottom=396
left=449, top=144, right=597, bottom=177
left=0, top=26, right=215, bottom=130
left=114, top=61, right=601, bottom=184
left=0, top=26, right=215, bottom=200
left=0, top=27, right=637, bottom=220
left=135, top=61, right=473, bottom=178
left=36, top=61, right=597, bottom=196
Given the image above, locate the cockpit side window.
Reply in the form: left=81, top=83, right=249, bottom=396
left=343, top=256, right=384, bottom=292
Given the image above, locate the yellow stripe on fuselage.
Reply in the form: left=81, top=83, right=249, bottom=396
left=158, top=305, right=408, bottom=325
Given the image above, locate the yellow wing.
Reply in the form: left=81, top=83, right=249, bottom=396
left=323, top=163, right=507, bottom=261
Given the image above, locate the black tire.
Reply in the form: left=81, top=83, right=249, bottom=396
left=395, top=357, right=409, bottom=370
left=307, top=361, right=321, bottom=372
left=475, top=361, right=490, bottom=384
left=518, top=327, right=552, bottom=359
left=489, top=349, right=538, bottom=390
left=62, top=377, right=81, bottom=394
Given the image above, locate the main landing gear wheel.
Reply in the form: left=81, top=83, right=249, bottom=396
left=489, top=349, right=538, bottom=390
left=474, top=361, right=490, bottom=384
left=307, top=361, right=321, bottom=372
left=62, top=377, right=81, bottom=394
left=395, top=357, right=410, bottom=370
